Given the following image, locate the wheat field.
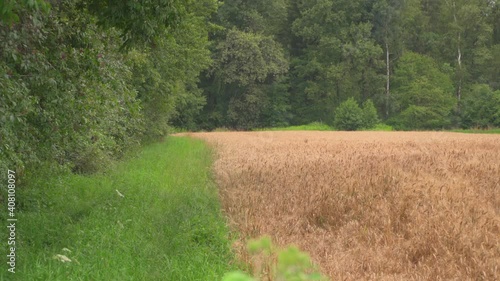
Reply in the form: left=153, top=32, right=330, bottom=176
left=185, top=131, right=500, bottom=280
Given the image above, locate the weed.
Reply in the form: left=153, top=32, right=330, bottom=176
left=223, top=237, right=327, bottom=281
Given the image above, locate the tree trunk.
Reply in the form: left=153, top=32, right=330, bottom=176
left=457, top=34, right=462, bottom=104
left=452, top=0, right=462, bottom=110
left=385, top=41, right=390, bottom=118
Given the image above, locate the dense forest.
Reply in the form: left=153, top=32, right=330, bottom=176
left=1, top=0, right=500, bottom=174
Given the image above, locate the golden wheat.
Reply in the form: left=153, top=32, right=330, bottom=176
left=183, top=131, right=500, bottom=280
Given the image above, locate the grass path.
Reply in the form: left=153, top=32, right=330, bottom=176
left=450, top=128, right=500, bottom=134
left=1, top=137, right=236, bottom=280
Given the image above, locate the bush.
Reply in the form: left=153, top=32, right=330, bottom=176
left=222, top=236, right=328, bottom=281
left=397, top=105, right=452, bottom=130
left=1, top=0, right=213, bottom=176
left=227, top=89, right=267, bottom=130
left=333, top=98, right=363, bottom=131
left=361, top=99, right=379, bottom=129
left=391, top=52, right=455, bottom=130
left=460, top=84, right=500, bottom=128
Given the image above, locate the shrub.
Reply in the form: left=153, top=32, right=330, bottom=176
left=361, top=99, right=379, bottom=129
left=398, top=105, right=452, bottom=130
left=391, top=52, right=455, bottom=130
left=333, top=98, right=363, bottom=131
left=460, top=84, right=500, bottom=128
left=222, top=236, right=327, bottom=281
left=227, top=90, right=266, bottom=130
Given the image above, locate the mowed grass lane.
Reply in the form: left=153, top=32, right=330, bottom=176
left=1, top=137, right=236, bottom=281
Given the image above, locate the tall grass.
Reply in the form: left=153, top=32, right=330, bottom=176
left=1, top=137, right=236, bottom=280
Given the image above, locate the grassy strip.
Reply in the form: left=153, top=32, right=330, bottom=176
left=360, top=123, right=394, bottom=131
left=254, top=122, right=393, bottom=132
left=450, top=128, right=500, bottom=134
left=2, top=137, right=236, bottom=280
left=254, top=122, right=334, bottom=131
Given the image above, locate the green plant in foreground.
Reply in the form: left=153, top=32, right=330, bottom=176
left=223, top=236, right=328, bottom=281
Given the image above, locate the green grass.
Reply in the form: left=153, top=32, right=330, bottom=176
left=362, top=123, right=394, bottom=131
left=255, top=122, right=394, bottom=132
left=255, top=122, right=334, bottom=131
left=450, top=128, right=500, bottom=134
left=1, top=137, right=236, bottom=281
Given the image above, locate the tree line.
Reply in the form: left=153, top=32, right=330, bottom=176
left=198, top=0, right=500, bottom=131
left=1, top=0, right=216, bottom=174
left=1, top=0, right=500, bottom=174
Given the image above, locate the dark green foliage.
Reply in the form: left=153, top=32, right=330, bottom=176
left=227, top=88, right=267, bottom=130
left=0, top=0, right=215, bottom=176
left=213, top=29, right=288, bottom=86
left=87, top=0, right=188, bottom=47
left=333, top=98, right=379, bottom=131
left=390, top=52, right=455, bottom=129
left=225, top=81, right=292, bottom=130
left=397, top=105, right=450, bottom=130
left=1, top=1, right=143, bottom=174
left=260, top=79, right=292, bottom=127
left=0, top=0, right=49, bottom=24
left=361, top=100, right=380, bottom=129
left=0, top=67, right=36, bottom=175
left=198, top=0, right=499, bottom=131
left=288, top=0, right=384, bottom=125
left=194, top=0, right=293, bottom=130
left=201, top=26, right=289, bottom=130
left=485, top=44, right=500, bottom=90
left=128, top=7, right=213, bottom=138
left=333, top=98, right=364, bottom=131
left=217, top=0, right=288, bottom=38
left=461, top=84, right=500, bottom=128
